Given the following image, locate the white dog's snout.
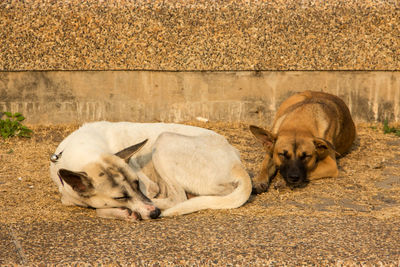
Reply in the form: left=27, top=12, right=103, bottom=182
left=145, top=204, right=157, bottom=211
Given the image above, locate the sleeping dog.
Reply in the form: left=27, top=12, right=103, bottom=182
left=250, top=91, right=356, bottom=193
left=50, top=121, right=252, bottom=220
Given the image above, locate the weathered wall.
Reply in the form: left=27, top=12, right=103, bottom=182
left=1, top=71, right=399, bottom=125
left=1, top=1, right=399, bottom=125
left=1, top=0, right=399, bottom=71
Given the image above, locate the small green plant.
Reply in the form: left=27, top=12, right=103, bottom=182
left=0, top=112, right=33, bottom=139
left=383, top=119, right=400, bottom=137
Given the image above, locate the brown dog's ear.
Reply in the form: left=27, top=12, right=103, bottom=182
left=313, top=138, right=336, bottom=159
left=58, top=169, right=93, bottom=194
left=115, top=139, right=148, bottom=162
left=249, top=125, right=276, bottom=150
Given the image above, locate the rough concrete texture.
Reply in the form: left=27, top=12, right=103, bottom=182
left=1, top=0, right=399, bottom=71
left=1, top=71, right=399, bottom=124
left=1, top=122, right=400, bottom=265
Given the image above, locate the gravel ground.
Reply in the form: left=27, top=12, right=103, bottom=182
left=1, top=122, right=399, bottom=265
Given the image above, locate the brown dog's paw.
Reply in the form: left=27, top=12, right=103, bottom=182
left=252, top=182, right=270, bottom=194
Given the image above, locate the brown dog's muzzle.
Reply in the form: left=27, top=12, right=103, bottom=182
left=279, top=159, right=309, bottom=187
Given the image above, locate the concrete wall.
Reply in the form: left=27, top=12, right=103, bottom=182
left=1, top=1, right=399, bottom=71
left=1, top=71, right=399, bottom=125
left=1, top=1, right=399, bottom=125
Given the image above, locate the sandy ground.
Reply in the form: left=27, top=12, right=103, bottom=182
left=1, top=121, right=400, bottom=265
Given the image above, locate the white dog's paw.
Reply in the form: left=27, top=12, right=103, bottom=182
left=96, top=208, right=142, bottom=221
left=61, top=195, right=79, bottom=206
left=160, top=208, right=179, bottom=217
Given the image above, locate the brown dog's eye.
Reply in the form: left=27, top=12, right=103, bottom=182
left=278, top=150, right=290, bottom=159
left=300, top=152, right=311, bottom=160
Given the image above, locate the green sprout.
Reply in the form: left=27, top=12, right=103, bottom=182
left=383, top=119, right=400, bottom=137
left=0, top=112, right=33, bottom=139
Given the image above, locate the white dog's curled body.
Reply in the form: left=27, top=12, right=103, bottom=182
left=50, top=121, right=251, bottom=220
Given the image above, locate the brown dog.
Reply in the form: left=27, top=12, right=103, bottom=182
left=250, top=91, right=356, bottom=193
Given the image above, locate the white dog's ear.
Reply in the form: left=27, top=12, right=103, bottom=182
left=249, top=125, right=276, bottom=150
left=115, top=139, right=148, bottom=162
left=58, top=169, right=93, bottom=194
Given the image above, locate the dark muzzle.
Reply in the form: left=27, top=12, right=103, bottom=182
left=279, top=159, right=308, bottom=187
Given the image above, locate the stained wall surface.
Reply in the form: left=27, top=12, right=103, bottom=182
left=1, top=71, right=399, bottom=124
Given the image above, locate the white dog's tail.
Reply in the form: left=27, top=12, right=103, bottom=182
left=161, top=163, right=252, bottom=217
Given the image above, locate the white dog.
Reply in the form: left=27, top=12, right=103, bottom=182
left=50, top=121, right=252, bottom=220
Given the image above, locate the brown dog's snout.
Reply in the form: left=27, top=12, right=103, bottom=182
left=280, top=160, right=308, bottom=187
left=287, top=173, right=300, bottom=184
